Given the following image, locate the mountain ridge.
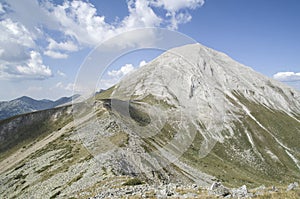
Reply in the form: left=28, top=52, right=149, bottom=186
left=0, top=94, right=80, bottom=120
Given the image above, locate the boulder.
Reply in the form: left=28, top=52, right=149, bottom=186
left=210, top=182, right=222, bottom=190
left=232, top=185, right=248, bottom=198
left=209, top=182, right=231, bottom=197
left=287, top=182, right=299, bottom=191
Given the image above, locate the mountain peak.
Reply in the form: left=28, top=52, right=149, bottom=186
left=16, top=96, right=35, bottom=102
left=91, top=43, right=300, bottom=187
left=0, top=95, right=78, bottom=120
left=115, top=42, right=299, bottom=116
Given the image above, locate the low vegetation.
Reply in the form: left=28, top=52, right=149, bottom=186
left=0, top=106, right=73, bottom=161
left=180, top=92, right=300, bottom=188
left=122, top=178, right=144, bottom=186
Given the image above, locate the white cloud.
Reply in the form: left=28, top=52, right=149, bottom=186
left=108, top=64, right=136, bottom=78
left=44, top=38, right=78, bottom=59
left=150, top=0, right=204, bottom=29
left=273, top=71, right=300, bottom=82
left=49, top=1, right=113, bottom=46
left=55, top=82, right=75, bottom=91
left=151, top=0, right=205, bottom=12
left=0, top=18, right=35, bottom=48
left=44, top=50, right=68, bottom=59
left=47, top=38, right=78, bottom=52
left=15, top=51, right=52, bottom=78
left=174, top=12, right=192, bottom=24
left=0, top=18, right=35, bottom=62
left=100, top=61, right=147, bottom=89
left=0, top=18, right=52, bottom=80
left=0, top=43, right=30, bottom=62
left=0, top=0, right=205, bottom=84
left=0, top=51, right=52, bottom=80
left=57, top=70, right=66, bottom=77
left=5, top=0, right=59, bottom=33
left=139, top=60, right=147, bottom=67
left=47, top=0, right=161, bottom=46
left=166, top=11, right=192, bottom=30
left=3, top=0, right=205, bottom=48
left=5, top=0, right=203, bottom=48
left=123, top=0, right=162, bottom=29
left=65, top=83, right=75, bottom=91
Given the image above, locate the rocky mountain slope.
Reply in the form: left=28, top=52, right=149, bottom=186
left=0, top=43, right=299, bottom=198
left=91, top=43, right=300, bottom=186
left=0, top=95, right=79, bottom=120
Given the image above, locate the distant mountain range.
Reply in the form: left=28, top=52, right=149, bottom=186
left=0, top=95, right=79, bottom=120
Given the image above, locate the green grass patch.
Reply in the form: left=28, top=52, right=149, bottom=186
left=36, top=164, right=53, bottom=174
left=109, top=132, right=129, bottom=147
left=95, top=86, right=116, bottom=100
left=122, top=178, right=144, bottom=186
left=14, top=172, right=28, bottom=180
left=67, top=172, right=84, bottom=186
left=179, top=92, right=300, bottom=187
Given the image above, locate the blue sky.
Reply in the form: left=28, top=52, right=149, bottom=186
left=0, top=0, right=299, bottom=100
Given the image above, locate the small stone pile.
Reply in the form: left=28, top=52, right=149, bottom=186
left=209, top=182, right=252, bottom=198
left=91, top=183, right=200, bottom=198
left=92, top=181, right=299, bottom=198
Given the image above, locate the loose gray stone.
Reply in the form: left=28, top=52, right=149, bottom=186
left=209, top=182, right=230, bottom=197
left=287, top=182, right=298, bottom=191
left=232, top=185, right=248, bottom=198
left=210, top=182, right=222, bottom=190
